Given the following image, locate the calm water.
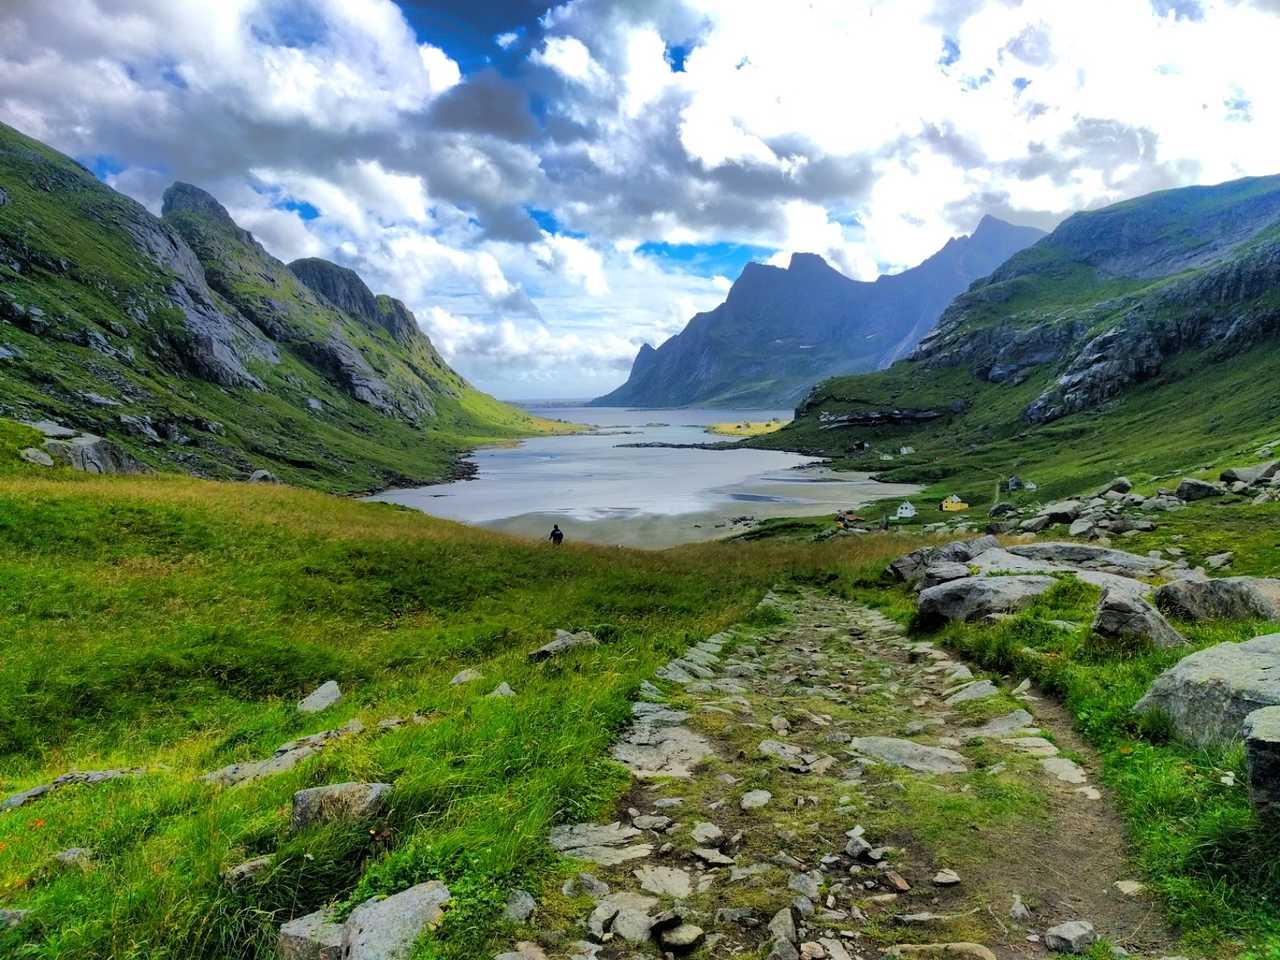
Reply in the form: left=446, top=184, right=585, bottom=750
left=366, top=405, right=921, bottom=548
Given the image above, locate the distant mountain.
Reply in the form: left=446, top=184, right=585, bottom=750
left=768, top=173, right=1280, bottom=495
left=592, top=216, right=1045, bottom=408
left=0, top=121, right=547, bottom=492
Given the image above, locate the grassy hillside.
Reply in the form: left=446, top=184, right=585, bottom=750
left=0, top=121, right=567, bottom=493
left=0, top=460, right=918, bottom=960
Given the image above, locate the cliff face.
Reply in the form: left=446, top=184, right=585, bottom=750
left=0, top=121, right=540, bottom=490
left=592, top=216, right=1045, bottom=408
left=906, top=175, right=1280, bottom=424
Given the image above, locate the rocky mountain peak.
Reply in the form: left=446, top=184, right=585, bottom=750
left=289, top=257, right=381, bottom=328
left=162, top=182, right=237, bottom=229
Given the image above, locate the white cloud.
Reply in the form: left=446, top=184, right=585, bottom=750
left=5, top=0, right=1280, bottom=398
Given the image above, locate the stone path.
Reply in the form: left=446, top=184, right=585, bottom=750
left=506, top=588, right=1180, bottom=960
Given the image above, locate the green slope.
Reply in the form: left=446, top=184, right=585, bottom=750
left=0, top=121, right=561, bottom=493
left=755, top=174, right=1280, bottom=508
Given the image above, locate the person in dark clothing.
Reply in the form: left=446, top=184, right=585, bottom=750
left=549, top=524, right=564, bottom=546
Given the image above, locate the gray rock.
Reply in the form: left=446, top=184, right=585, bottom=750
left=1244, top=706, right=1280, bottom=824
left=22, top=419, right=77, bottom=438
left=1154, top=577, right=1280, bottom=622
left=596, top=892, right=657, bottom=943
left=1068, top=517, right=1095, bottom=537
left=612, top=724, right=713, bottom=779
left=768, top=907, right=798, bottom=944
left=562, top=872, right=609, bottom=898
left=1205, top=552, right=1234, bottom=570
left=449, top=668, right=482, bottom=685
left=1136, top=634, right=1280, bottom=745
left=887, top=536, right=998, bottom=584
left=1092, top=589, right=1186, bottom=649
left=249, top=469, right=279, bottom=483
left=41, top=434, right=143, bottom=474
left=1005, top=542, right=1168, bottom=577
left=0, top=767, right=144, bottom=812
left=918, top=576, right=1056, bottom=623
left=789, top=869, right=823, bottom=899
left=298, top=680, right=341, bottom=714
left=758, top=739, right=805, bottom=763
left=487, top=682, right=516, bottom=698
left=1039, top=500, right=1084, bottom=523
left=0, top=909, right=28, bottom=929
left=18, top=447, right=54, bottom=467
left=203, top=719, right=364, bottom=787
left=945, top=680, right=998, bottom=705
left=1220, top=462, right=1280, bottom=485
left=959, top=709, right=1036, bottom=740
left=659, top=923, right=705, bottom=951
left=503, top=889, right=537, bottom=923
left=740, top=789, right=772, bottom=810
left=280, top=909, right=344, bottom=960
left=1044, top=920, right=1097, bottom=953
left=222, top=854, right=272, bottom=886
left=529, top=629, right=598, bottom=662
left=1176, top=478, right=1223, bottom=501
left=691, top=821, right=723, bottom=844
left=1099, top=477, right=1133, bottom=495
left=633, top=865, right=692, bottom=898
left=290, top=781, right=391, bottom=831
left=847, top=737, right=968, bottom=774
left=920, top=561, right=972, bottom=590
left=1041, top=756, right=1088, bottom=784
left=342, top=881, right=451, bottom=960
left=550, top=822, right=651, bottom=865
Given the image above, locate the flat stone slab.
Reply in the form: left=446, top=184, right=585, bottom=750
left=530, top=629, right=598, bottom=662
left=550, top=822, right=653, bottom=865
left=959, top=709, right=1036, bottom=740
left=343, top=880, right=451, bottom=960
left=298, top=680, right=341, bottom=714
left=1041, top=757, right=1087, bottom=784
left=204, top=720, right=364, bottom=787
left=633, top=865, right=691, bottom=898
left=1, top=767, right=145, bottom=813
left=612, top=725, right=713, bottom=778
left=847, top=737, right=968, bottom=774
left=1135, top=633, right=1280, bottom=746
left=944, top=680, right=998, bottom=705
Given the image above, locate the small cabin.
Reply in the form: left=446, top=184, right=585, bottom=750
left=1024, top=480, right=1039, bottom=492
left=880, top=453, right=894, bottom=461
left=895, top=501, right=917, bottom=520
left=900, top=446, right=915, bottom=455
left=940, top=494, right=970, bottom=513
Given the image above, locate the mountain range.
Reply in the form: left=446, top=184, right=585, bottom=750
left=592, top=215, right=1045, bottom=408
left=0, top=121, right=549, bottom=492
left=762, top=172, right=1280, bottom=499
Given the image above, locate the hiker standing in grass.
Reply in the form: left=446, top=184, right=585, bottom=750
left=549, top=524, right=564, bottom=546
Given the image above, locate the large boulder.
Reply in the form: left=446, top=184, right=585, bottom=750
left=1091, top=589, right=1185, bottom=649
left=41, top=435, right=143, bottom=474
left=920, top=562, right=972, bottom=590
left=529, top=629, right=598, bottom=662
left=1175, top=477, right=1223, bottom=501
left=1244, top=707, right=1280, bottom=825
left=1037, top=500, right=1083, bottom=523
left=290, top=782, right=391, bottom=831
left=1154, top=577, right=1280, bottom=622
left=1221, top=462, right=1280, bottom=485
left=298, top=680, right=341, bottom=714
left=280, top=909, right=343, bottom=960
left=917, top=576, right=1056, bottom=623
left=1005, top=543, right=1167, bottom=577
left=887, top=536, right=998, bottom=584
left=343, top=881, right=451, bottom=960
left=1134, top=634, right=1280, bottom=746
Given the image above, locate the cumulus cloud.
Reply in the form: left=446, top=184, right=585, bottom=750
left=3, top=0, right=1280, bottom=396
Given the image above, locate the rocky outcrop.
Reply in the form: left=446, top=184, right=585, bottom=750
left=40, top=434, right=143, bottom=474
left=1154, top=577, right=1280, bottom=622
left=917, top=575, right=1056, bottom=623
left=290, top=781, right=391, bottom=831
left=529, top=629, right=598, bottom=662
left=1244, top=707, right=1280, bottom=824
left=1135, top=634, right=1280, bottom=746
left=1091, top=589, right=1185, bottom=649
left=279, top=881, right=450, bottom=960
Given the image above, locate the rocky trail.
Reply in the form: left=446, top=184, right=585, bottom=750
left=502, top=588, right=1181, bottom=960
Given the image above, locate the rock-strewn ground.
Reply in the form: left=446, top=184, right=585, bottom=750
left=501, top=589, right=1179, bottom=959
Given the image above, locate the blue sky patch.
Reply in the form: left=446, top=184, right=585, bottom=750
left=637, top=241, right=774, bottom=280
left=394, top=0, right=544, bottom=75
left=79, top=154, right=125, bottom=181
left=280, top=198, right=321, bottom=221
left=665, top=43, right=689, bottom=72
left=939, top=37, right=961, bottom=67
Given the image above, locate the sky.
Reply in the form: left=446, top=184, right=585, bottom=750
left=2, top=1, right=1279, bottom=399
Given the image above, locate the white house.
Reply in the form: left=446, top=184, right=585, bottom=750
left=895, top=501, right=917, bottom=520
left=900, top=446, right=915, bottom=455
